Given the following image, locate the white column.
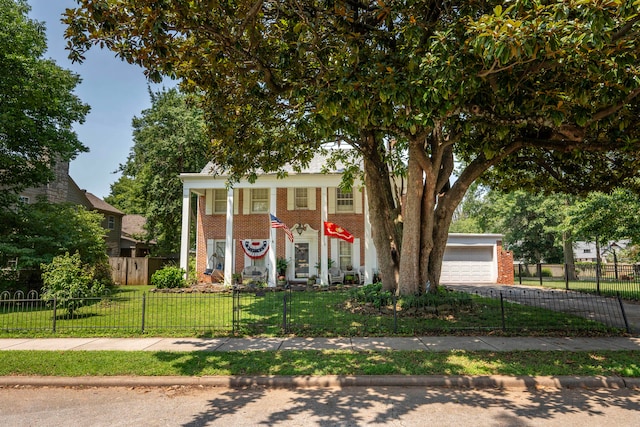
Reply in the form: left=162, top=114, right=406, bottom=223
left=224, top=188, right=234, bottom=286
left=321, top=186, right=328, bottom=285
left=268, top=187, right=277, bottom=287
left=364, top=189, right=376, bottom=283
left=179, top=188, right=191, bottom=276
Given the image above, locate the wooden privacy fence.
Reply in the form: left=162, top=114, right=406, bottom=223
left=109, top=257, right=174, bottom=286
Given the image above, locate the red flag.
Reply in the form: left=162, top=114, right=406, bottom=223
left=324, top=221, right=354, bottom=243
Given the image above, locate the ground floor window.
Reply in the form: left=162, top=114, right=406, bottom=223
left=339, top=241, right=352, bottom=270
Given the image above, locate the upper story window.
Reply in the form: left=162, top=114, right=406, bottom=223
left=294, top=188, right=308, bottom=209
left=251, top=189, right=269, bottom=213
left=18, top=196, right=29, bottom=204
left=213, top=189, right=227, bottom=214
left=336, top=188, right=354, bottom=212
left=107, top=215, right=115, bottom=230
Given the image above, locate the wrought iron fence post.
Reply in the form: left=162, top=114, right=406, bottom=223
left=282, top=292, right=288, bottom=333
left=232, top=288, right=239, bottom=334
left=537, top=263, right=543, bottom=286
left=393, top=293, right=398, bottom=334
left=51, top=298, right=57, bottom=333
left=596, top=260, right=601, bottom=295
left=499, top=292, right=506, bottom=331
left=141, top=293, right=146, bottom=333
left=518, top=263, right=522, bottom=285
left=617, top=293, right=631, bottom=334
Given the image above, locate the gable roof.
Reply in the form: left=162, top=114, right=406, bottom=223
left=84, top=191, right=123, bottom=215
left=122, top=214, right=146, bottom=237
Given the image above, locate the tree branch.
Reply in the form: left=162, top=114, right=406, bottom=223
left=586, top=87, right=640, bottom=126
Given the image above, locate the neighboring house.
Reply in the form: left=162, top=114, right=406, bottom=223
left=18, top=159, right=124, bottom=257
left=83, top=192, right=124, bottom=257
left=120, top=214, right=153, bottom=257
left=179, top=153, right=514, bottom=287
left=574, top=240, right=630, bottom=263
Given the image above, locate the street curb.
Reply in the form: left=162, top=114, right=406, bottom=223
left=0, top=375, right=636, bottom=390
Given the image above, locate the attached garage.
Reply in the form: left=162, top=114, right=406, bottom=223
left=440, top=234, right=504, bottom=284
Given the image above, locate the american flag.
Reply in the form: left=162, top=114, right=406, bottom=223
left=270, top=213, right=294, bottom=242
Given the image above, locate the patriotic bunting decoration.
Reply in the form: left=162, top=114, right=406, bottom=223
left=323, top=221, right=354, bottom=243
left=270, top=213, right=294, bottom=242
left=241, top=239, right=270, bottom=259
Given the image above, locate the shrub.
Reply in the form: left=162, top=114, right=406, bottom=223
left=151, top=265, right=186, bottom=289
left=348, top=282, right=393, bottom=308
left=541, top=268, right=553, bottom=277
left=40, top=252, right=106, bottom=315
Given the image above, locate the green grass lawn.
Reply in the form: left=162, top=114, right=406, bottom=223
left=0, top=349, right=638, bottom=377
left=0, top=285, right=625, bottom=337
left=518, top=278, right=640, bottom=300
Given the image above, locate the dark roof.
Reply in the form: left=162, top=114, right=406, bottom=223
left=84, top=192, right=123, bottom=215
left=122, top=214, right=147, bottom=237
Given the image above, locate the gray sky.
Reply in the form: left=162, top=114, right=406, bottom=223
left=28, top=0, right=174, bottom=199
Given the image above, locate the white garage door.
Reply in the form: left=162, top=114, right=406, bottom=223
left=440, top=246, right=494, bottom=283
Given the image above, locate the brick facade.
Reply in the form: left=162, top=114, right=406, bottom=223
left=195, top=187, right=365, bottom=281
left=496, top=240, right=515, bottom=285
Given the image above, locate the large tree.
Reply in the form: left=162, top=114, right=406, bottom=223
left=0, top=201, right=108, bottom=270
left=107, top=88, right=211, bottom=255
left=0, top=0, right=89, bottom=209
left=65, top=1, right=640, bottom=294
left=566, top=188, right=640, bottom=251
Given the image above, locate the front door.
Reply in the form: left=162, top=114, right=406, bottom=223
left=294, top=242, right=309, bottom=279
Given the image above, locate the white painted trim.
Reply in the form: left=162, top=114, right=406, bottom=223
left=321, top=187, right=328, bottom=285
left=330, top=239, right=338, bottom=271
left=179, top=188, right=191, bottom=275
left=224, top=189, right=235, bottom=285
left=181, top=172, right=352, bottom=190
left=308, top=187, right=316, bottom=210
left=242, top=189, right=250, bottom=215
left=354, top=187, right=363, bottom=214
left=268, top=188, right=277, bottom=287
left=353, top=238, right=360, bottom=270
left=233, top=189, right=239, bottom=215
left=328, top=187, right=336, bottom=214
left=287, top=188, right=294, bottom=210
left=205, top=189, right=213, bottom=215
left=364, top=189, right=376, bottom=283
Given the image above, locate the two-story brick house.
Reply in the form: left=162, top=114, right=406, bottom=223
left=179, top=153, right=514, bottom=287
left=179, top=154, right=375, bottom=287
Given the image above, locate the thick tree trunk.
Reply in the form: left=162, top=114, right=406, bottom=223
left=563, top=231, right=577, bottom=280
left=361, top=138, right=402, bottom=292
left=398, top=141, right=427, bottom=295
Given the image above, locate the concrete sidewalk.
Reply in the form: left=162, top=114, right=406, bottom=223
left=1, top=336, right=639, bottom=352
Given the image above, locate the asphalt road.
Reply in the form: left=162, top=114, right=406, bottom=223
left=1, top=385, right=639, bottom=426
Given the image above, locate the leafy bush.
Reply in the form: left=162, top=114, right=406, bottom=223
left=40, top=252, right=106, bottom=315
left=151, top=265, right=186, bottom=289
left=541, top=268, right=553, bottom=277
left=348, top=282, right=393, bottom=308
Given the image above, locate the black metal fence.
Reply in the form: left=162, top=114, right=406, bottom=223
left=515, top=263, right=640, bottom=300
left=0, top=285, right=630, bottom=336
